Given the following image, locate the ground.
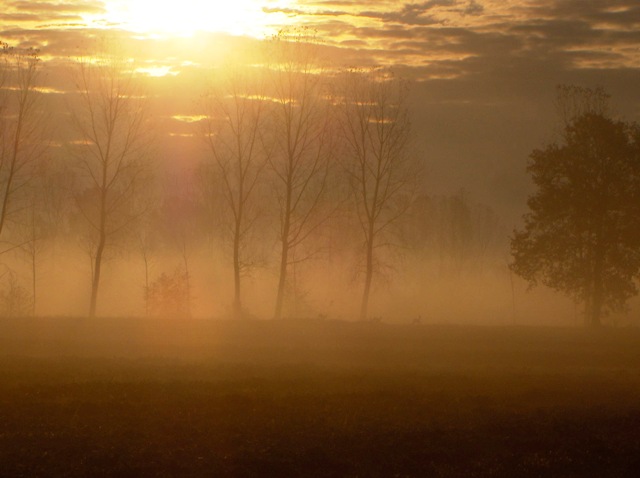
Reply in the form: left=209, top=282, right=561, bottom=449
left=1, top=318, right=639, bottom=477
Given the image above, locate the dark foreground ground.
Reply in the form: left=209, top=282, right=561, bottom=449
left=1, top=318, right=640, bottom=477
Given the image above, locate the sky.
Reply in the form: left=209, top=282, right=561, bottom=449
left=2, top=0, right=640, bottom=221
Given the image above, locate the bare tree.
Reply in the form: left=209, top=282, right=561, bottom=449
left=266, top=30, right=334, bottom=320
left=0, top=43, right=46, bottom=242
left=202, top=65, right=268, bottom=319
left=69, top=52, right=150, bottom=317
left=555, top=84, right=610, bottom=129
left=337, top=69, right=417, bottom=320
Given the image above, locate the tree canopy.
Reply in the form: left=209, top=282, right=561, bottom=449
left=511, top=112, right=640, bottom=326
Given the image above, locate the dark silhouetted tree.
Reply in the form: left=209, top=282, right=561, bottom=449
left=511, top=111, right=640, bottom=326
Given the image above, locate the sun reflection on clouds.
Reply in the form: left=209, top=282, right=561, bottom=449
left=136, top=65, right=178, bottom=77
left=172, top=115, right=208, bottom=123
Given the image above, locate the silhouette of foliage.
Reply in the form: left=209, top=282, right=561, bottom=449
left=511, top=112, right=640, bottom=326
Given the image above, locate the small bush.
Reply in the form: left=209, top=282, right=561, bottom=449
left=146, top=269, right=190, bottom=318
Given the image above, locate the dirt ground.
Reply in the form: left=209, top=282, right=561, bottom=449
left=1, top=318, right=639, bottom=477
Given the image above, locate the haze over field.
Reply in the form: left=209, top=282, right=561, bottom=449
left=1, top=0, right=640, bottom=323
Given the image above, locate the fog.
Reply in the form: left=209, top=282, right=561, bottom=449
left=0, top=219, right=609, bottom=326
left=1, top=36, right=639, bottom=328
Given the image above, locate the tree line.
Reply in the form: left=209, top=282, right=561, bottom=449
left=3, top=36, right=635, bottom=326
left=0, top=34, right=430, bottom=320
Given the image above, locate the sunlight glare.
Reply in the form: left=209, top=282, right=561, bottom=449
left=105, top=0, right=294, bottom=37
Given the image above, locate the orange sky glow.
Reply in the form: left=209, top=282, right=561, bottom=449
left=1, top=0, right=640, bottom=214
left=1, top=0, right=640, bottom=320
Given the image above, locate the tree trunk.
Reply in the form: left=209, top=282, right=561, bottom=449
left=274, top=240, right=289, bottom=320
left=232, top=198, right=243, bottom=319
left=232, top=226, right=242, bottom=319
left=586, top=231, right=605, bottom=327
left=586, top=295, right=603, bottom=327
left=142, top=251, right=149, bottom=317
left=359, top=224, right=375, bottom=321
left=89, top=232, right=106, bottom=318
left=274, top=172, right=293, bottom=320
left=31, top=242, right=36, bottom=317
left=587, top=267, right=603, bottom=327
left=182, top=241, right=191, bottom=318
left=0, top=111, right=23, bottom=239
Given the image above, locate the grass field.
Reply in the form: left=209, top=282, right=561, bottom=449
left=1, top=318, right=640, bottom=477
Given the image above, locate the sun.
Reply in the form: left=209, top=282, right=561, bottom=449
left=104, top=0, right=294, bottom=37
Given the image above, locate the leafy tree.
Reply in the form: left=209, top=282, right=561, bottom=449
left=511, top=112, right=640, bottom=326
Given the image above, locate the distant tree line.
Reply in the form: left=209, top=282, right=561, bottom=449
left=406, top=190, right=505, bottom=275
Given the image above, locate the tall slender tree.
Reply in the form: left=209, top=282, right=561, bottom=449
left=337, top=69, right=417, bottom=320
left=266, top=30, right=334, bottom=320
left=202, top=65, right=268, bottom=319
left=70, top=51, right=150, bottom=317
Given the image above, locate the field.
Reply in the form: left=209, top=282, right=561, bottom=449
left=1, top=318, right=640, bottom=477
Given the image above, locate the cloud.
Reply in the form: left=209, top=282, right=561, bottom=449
left=358, top=1, right=455, bottom=26
left=464, top=0, right=484, bottom=16
left=9, top=1, right=105, bottom=15
left=1, top=0, right=639, bottom=216
left=0, top=12, right=84, bottom=23
left=0, top=0, right=107, bottom=50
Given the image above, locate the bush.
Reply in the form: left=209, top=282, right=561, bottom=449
left=146, top=269, right=190, bottom=318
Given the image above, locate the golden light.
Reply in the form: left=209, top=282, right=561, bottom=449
left=135, top=65, right=178, bottom=77
left=104, top=0, right=295, bottom=37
